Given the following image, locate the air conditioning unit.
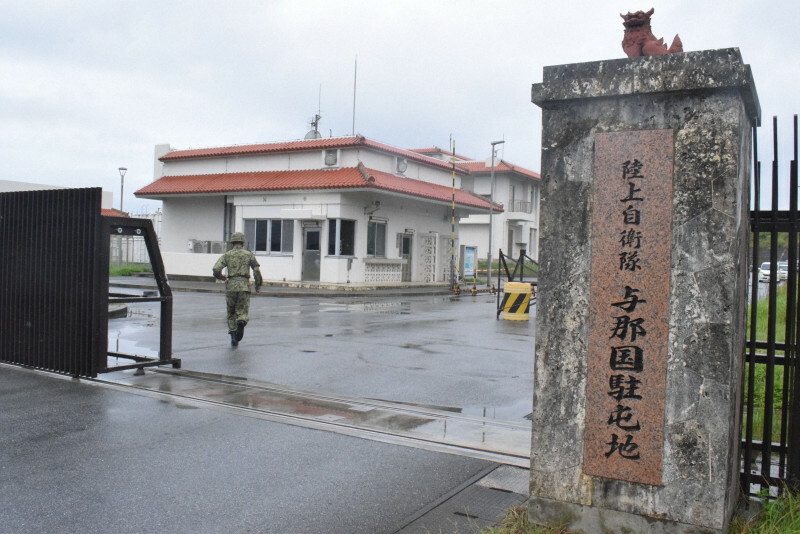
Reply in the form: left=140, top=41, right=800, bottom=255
left=210, top=241, right=226, bottom=254
left=189, top=239, right=210, bottom=253
left=396, top=157, right=408, bottom=174
left=323, top=149, right=339, bottom=167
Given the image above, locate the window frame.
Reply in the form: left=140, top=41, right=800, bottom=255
left=366, top=220, right=387, bottom=258
left=327, top=218, right=356, bottom=256
left=243, top=218, right=294, bottom=255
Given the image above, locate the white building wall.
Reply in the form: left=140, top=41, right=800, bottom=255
left=235, top=191, right=335, bottom=282
left=162, top=153, right=316, bottom=176
left=159, top=146, right=462, bottom=190
left=458, top=223, right=488, bottom=260
left=339, top=150, right=460, bottom=188
left=153, top=144, right=170, bottom=181
left=458, top=171, right=541, bottom=261
left=161, top=197, right=225, bottom=252
left=471, top=176, right=492, bottom=197
left=162, top=252, right=219, bottom=278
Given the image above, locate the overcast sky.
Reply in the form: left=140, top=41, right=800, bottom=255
left=2, top=1, right=798, bottom=213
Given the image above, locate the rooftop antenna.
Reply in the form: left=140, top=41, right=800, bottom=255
left=305, top=85, right=323, bottom=140
left=352, top=55, right=357, bottom=135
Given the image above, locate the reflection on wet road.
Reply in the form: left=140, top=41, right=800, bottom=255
left=104, top=291, right=534, bottom=466
left=99, top=368, right=531, bottom=467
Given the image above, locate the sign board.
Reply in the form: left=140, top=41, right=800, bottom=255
left=464, top=246, right=477, bottom=278
left=583, top=129, right=674, bottom=486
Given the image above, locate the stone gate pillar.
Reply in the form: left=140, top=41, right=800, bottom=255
left=529, top=48, right=760, bottom=532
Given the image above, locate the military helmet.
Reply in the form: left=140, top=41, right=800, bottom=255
left=230, top=232, right=246, bottom=243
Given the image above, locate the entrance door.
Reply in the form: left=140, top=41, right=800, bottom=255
left=302, top=228, right=321, bottom=281
left=401, top=233, right=413, bottom=282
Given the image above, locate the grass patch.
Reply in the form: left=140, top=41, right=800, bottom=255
left=745, top=283, right=790, bottom=441
left=483, top=506, right=572, bottom=534
left=477, top=259, right=539, bottom=279
left=730, top=489, right=800, bottom=533
left=748, top=282, right=789, bottom=347
left=486, top=491, right=800, bottom=533
left=109, top=263, right=152, bottom=276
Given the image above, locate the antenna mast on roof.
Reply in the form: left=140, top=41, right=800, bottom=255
left=352, top=55, right=357, bottom=135
left=305, top=85, right=323, bottom=140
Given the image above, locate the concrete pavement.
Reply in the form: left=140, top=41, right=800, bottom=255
left=1, top=279, right=534, bottom=533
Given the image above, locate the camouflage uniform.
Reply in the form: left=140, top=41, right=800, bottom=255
left=212, top=244, right=262, bottom=342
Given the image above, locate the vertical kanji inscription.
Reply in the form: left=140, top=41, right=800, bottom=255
left=584, top=130, right=673, bottom=486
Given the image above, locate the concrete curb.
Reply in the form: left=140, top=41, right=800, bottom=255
left=109, top=278, right=456, bottom=298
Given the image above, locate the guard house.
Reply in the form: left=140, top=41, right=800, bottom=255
left=135, top=135, right=497, bottom=285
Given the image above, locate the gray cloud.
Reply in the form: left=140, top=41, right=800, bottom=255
left=1, top=0, right=797, bottom=212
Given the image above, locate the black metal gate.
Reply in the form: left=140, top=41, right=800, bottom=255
left=0, top=187, right=179, bottom=378
left=742, top=116, right=800, bottom=496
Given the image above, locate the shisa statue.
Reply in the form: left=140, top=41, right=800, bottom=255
left=621, top=8, right=683, bottom=57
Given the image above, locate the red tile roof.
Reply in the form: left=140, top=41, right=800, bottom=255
left=409, top=146, right=472, bottom=161
left=102, top=208, right=129, bottom=217
left=458, top=160, right=541, bottom=180
left=410, top=148, right=540, bottom=179
left=361, top=167, right=497, bottom=210
left=135, top=164, right=497, bottom=211
left=160, top=135, right=471, bottom=174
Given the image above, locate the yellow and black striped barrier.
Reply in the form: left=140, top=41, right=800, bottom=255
left=499, top=282, right=533, bottom=321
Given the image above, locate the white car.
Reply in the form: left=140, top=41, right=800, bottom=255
left=758, top=262, right=787, bottom=283
left=778, top=261, right=789, bottom=280
left=758, top=262, right=772, bottom=283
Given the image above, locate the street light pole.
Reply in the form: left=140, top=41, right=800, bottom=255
left=118, top=167, right=127, bottom=213
left=487, top=140, right=504, bottom=286
left=117, top=167, right=128, bottom=265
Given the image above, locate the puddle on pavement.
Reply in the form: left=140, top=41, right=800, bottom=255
left=107, top=370, right=531, bottom=459
left=371, top=397, right=532, bottom=423
left=108, top=304, right=159, bottom=360
left=320, top=300, right=413, bottom=315
left=104, top=295, right=533, bottom=458
left=461, top=397, right=534, bottom=421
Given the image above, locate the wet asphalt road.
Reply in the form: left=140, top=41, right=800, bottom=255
left=2, top=291, right=534, bottom=533
left=112, top=292, right=535, bottom=421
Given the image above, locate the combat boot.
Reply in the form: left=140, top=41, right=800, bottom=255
left=235, top=321, right=246, bottom=342
left=230, top=331, right=238, bottom=346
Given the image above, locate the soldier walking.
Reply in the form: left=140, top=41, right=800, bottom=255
left=212, top=232, right=262, bottom=346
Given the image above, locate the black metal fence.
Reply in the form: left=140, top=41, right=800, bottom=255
left=0, top=188, right=178, bottom=378
left=742, top=116, right=800, bottom=496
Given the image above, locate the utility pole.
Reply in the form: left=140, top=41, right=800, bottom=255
left=487, top=140, right=504, bottom=286
left=118, top=167, right=127, bottom=213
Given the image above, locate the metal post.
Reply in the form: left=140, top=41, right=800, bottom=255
left=450, top=140, right=456, bottom=291
left=487, top=140, right=504, bottom=286
left=118, top=167, right=127, bottom=213
left=117, top=167, right=128, bottom=266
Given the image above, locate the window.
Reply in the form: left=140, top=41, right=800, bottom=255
left=243, top=219, right=294, bottom=254
left=367, top=220, right=386, bottom=257
left=328, top=219, right=355, bottom=256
